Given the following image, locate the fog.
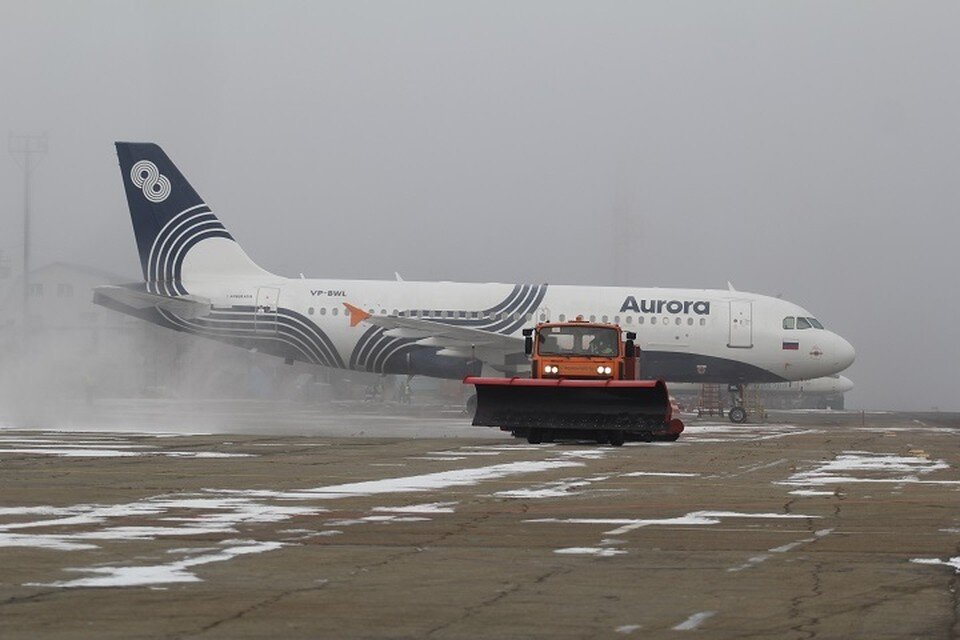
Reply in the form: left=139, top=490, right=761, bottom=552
left=2, top=1, right=958, bottom=411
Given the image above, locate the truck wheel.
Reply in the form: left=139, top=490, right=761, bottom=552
left=608, top=431, right=625, bottom=447
left=729, top=406, right=747, bottom=424
left=465, top=394, right=477, bottom=417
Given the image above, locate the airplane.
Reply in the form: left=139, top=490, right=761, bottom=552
left=94, top=143, right=856, bottom=409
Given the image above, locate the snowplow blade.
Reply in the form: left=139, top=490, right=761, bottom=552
left=465, top=377, right=679, bottom=435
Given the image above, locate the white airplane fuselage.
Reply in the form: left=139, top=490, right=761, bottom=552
left=171, top=272, right=855, bottom=384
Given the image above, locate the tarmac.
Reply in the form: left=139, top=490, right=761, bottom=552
left=1, top=404, right=958, bottom=639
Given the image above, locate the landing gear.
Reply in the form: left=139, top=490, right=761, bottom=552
left=608, top=431, right=625, bottom=447
left=728, top=406, right=747, bottom=424
left=728, top=384, right=748, bottom=423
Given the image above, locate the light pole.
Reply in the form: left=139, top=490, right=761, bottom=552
left=8, top=133, right=48, bottom=337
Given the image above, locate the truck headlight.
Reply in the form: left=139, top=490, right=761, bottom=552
left=604, top=366, right=612, bottom=374
left=596, top=365, right=605, bottom=374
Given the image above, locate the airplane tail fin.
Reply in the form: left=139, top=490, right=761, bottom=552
left=115, top=142, right=271, bottom=295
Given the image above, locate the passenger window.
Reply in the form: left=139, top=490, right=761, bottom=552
left=558, top=314, right=566, bottom=322
left=602, top=315, right=609, bottom=323
left=308, top=307, right=315, bottom=315
left=796, top=317, right=812, bottom=330
left=320, top=308, right=327, bottom=315
left=699, top=318, right=706, bottom=326
left=687, top=317, right=693, bottom=326
left=625, top=316, right=632, bottom=324
left=651, top=317, right=657, bottom=325
left=392, top=309, right=399, bottom=316
left=589, top=315, right=596, bottom=322
left=638, top=317, right=644, bottom=325
left=783, top=317, right=795, bottom=330
left=675, top=317, right=681, bottom=325
left=332, top=307, right=339, bottom=316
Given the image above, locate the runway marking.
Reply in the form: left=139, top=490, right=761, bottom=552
left=672, top=611, right=716, bottom=630
left=712, top=458, right=788, bottom=479
left=727, top=528, right=833, bottom=572
left=529, top=511, right=818, bottom=537
left=622, top=472, right=700, bottom=477
left=615, top=624, right=642, bottom=633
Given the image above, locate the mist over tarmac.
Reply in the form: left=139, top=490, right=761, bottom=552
left=1, top=2, right=958, bottom=411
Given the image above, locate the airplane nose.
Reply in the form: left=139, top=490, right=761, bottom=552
left=832, top=334, right=855, bottom=370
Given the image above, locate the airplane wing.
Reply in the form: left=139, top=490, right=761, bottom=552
left=345, top=303, right=523, bottom=357
left=93, top=285, right=212, bottom=319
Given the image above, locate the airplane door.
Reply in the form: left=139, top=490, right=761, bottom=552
left=728, top=301, right=753, bottom=348
left=255, top=287, right=280, bottom=334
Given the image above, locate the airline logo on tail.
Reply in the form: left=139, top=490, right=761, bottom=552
left=130, top=160, right=171, bottom=203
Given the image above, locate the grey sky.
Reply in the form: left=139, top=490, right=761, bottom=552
left=2, top=1, right=958, bottom=410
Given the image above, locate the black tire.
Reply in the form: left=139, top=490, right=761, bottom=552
left=729, top=406, right=747, bottom=424
left=465, top=394, right=477, bottom=417
left=527, top=429, right=543, bottom=445
left=608, top=431, right=625, bottom=447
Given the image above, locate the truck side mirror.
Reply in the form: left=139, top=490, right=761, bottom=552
left=522, top=328, right=534, bottom=337
left=524, top=336, right=533, bottom=355
left=625, top=331, right=636, bottom=341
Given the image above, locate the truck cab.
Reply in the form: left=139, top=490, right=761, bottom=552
left=525, top=319, right=638, bottom=381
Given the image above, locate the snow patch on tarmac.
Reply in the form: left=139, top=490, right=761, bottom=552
left=30, top=540, right=284, bottom=588
left=229, top=460, right=585, bottom=500
left=911, top=556, right=960, bottom=573
left=779, top=452, right=957, bottom=489
left=0, top=433, right=250, bottom=458
left=555, top=547, right=627, bottom=557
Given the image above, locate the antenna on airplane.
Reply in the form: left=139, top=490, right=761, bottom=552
left=395, top=272, right=404, bottom=281
left=299, top=273, right=305, bottom=279
left=727, top=281, right=737, bottom=292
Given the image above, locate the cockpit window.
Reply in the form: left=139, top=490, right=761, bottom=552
left=808, top=318, right=824, bottom=329
left=782, top=317, right=795, bottom=330
left=796, top=317, right=812, bottom=330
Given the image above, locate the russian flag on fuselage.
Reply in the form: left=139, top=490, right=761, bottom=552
left=782, top=341, right=799, bottom=350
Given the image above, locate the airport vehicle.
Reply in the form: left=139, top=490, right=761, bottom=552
left=95, top=143, right=855, bottom=395
left=465, top=320, right=683, bottom=445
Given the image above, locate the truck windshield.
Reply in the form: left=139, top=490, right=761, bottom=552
left=538, top=326, right=619, bottom=356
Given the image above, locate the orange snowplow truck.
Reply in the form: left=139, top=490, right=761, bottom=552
left=465, top=319, right=684, bottom=446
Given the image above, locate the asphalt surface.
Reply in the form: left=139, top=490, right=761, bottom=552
left=1, top=407, right=958, bottom=639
